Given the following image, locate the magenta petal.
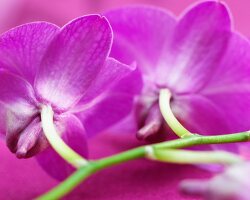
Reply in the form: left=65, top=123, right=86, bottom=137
left=76, top=68, right=142, bottom=137
left=78, top=57, right=138, bottom=104
left=107, top=113, right=138, bottom=135
left=36, top=114, right=88, bottom=180
left=172, top=94, right=230, bottom=135
left=173, top=94, right=240, bottom=154
left=0, top=22, right=59, bottom=84
left=0, top=107, right=6, bottom=135
left=105, top=6, right=176, bottom=75
left=0, top=70, right=36, bottom=107
left=200, top=33, right=250, bottom=133
left=171, top=33, right=250, bottom=154
left=35, top=15, right=112, bottom=110
left=79, top=96, right=134, bottom=137
left=157, top=1, right=231, bottom=92
left=0, top=70, right=37, bottom=150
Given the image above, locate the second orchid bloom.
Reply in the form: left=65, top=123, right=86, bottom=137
left=106, top=1, right=250, bottom=146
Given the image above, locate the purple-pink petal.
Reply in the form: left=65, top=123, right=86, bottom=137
left=0, top=70, right=38, bottom=151
left=0, top=22, right=59, bottom=84
left=107, top=2, right=250, bottom=148
left=76, top=68, right=142, bottom=137
left=35, top=15, right=112, bottom=110
left=172, top=94, right=230, bottom=135
left=78, top=57, right=137, bottom=104
left=200, top=33, right=250, bottom=133
left=0, top=107, right=6, bottom=135
left=36, top=114, right=88, bottom=180
left=106, top=6, right=176, bottom=75
left=157, top=1, right=231, bottom=92
left=107, top=2, right=232, bottom=93
left=0, top=70, right=36, bottom=107
left=172, top=93, right=240, bottom=152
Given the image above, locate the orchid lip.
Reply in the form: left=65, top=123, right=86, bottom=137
left=7, top=104, right=54, bottom=159
left=6, top=112, right=40, bottom=154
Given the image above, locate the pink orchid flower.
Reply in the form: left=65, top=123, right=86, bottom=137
left=0, top=15, right=141, bottom=179
left=106, top=1, right=250, bottom=146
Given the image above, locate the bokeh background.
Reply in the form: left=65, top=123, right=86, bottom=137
left=1, top=0, right=250, bottom=36
left=0, top=0, right=249, bottom=200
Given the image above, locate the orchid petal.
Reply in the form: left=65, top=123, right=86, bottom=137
left=35, top=15, right=112, bottom=110
left=76, top=68, right=142, bottom=137
left=0, top=70, right=37, bottom=152
left=0, top=22, right=59, bottom=84
left=105, top=6, right=176, bottom=75
left=0, top=107, right=5, bottom=135
left=169, top=33, right=250, bottom=154
left=78, top=57, right=138, bottom=104
left=200, top=33, right=250, bottom=133
left=172, top=94, right=230, bottom=135
left=156, top=1, right=231, bottom=92
left=172, top=94, right=239, bottom=153
left=36, top=114, right=88, bottom=180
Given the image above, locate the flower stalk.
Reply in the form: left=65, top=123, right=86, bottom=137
left=36, top=147, right=146, bottom=200
left=37, top=131, right=250, bottom=200
left=159, top=89, right=194, bottom=138
left=41, top=105, right=88, bottom=168
left=151, top=149, right=243, bottom=165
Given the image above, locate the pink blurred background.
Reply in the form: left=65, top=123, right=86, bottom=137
left=1, top=0, right=250, bottom=36
left=0, top=0, right=248, bottom=199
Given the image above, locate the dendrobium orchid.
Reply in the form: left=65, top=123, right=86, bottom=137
left=0, top=15, right=141, bottom=179
left=106, top=1, right=250, bottom=142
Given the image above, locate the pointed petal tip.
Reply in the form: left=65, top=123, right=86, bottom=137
left=0, top=22, right=60, bottom=83
left=35, top=13, right=113, bottom=110
left=180, top=0, right=231, bottom=22
left=0, top=21, right=59, bottom=37
left=16, top=147, right=27, bottom=158
left=62, top=14, right=111, bottom=31
left=108, top=57, right=137, bottom=71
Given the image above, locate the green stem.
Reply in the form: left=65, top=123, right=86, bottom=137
left=159, top=89, right=194, bottom=138
left=41, top=105, right=88, bottom=168
left=152, top=149, right=242, bottom=165
left=36, top=131, right=250, bottom=200
left=154, top=132, right=250, bottom=149
left=36, top=147, right=145, bottom=200
left=36, top=165, right=94, bottom=200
